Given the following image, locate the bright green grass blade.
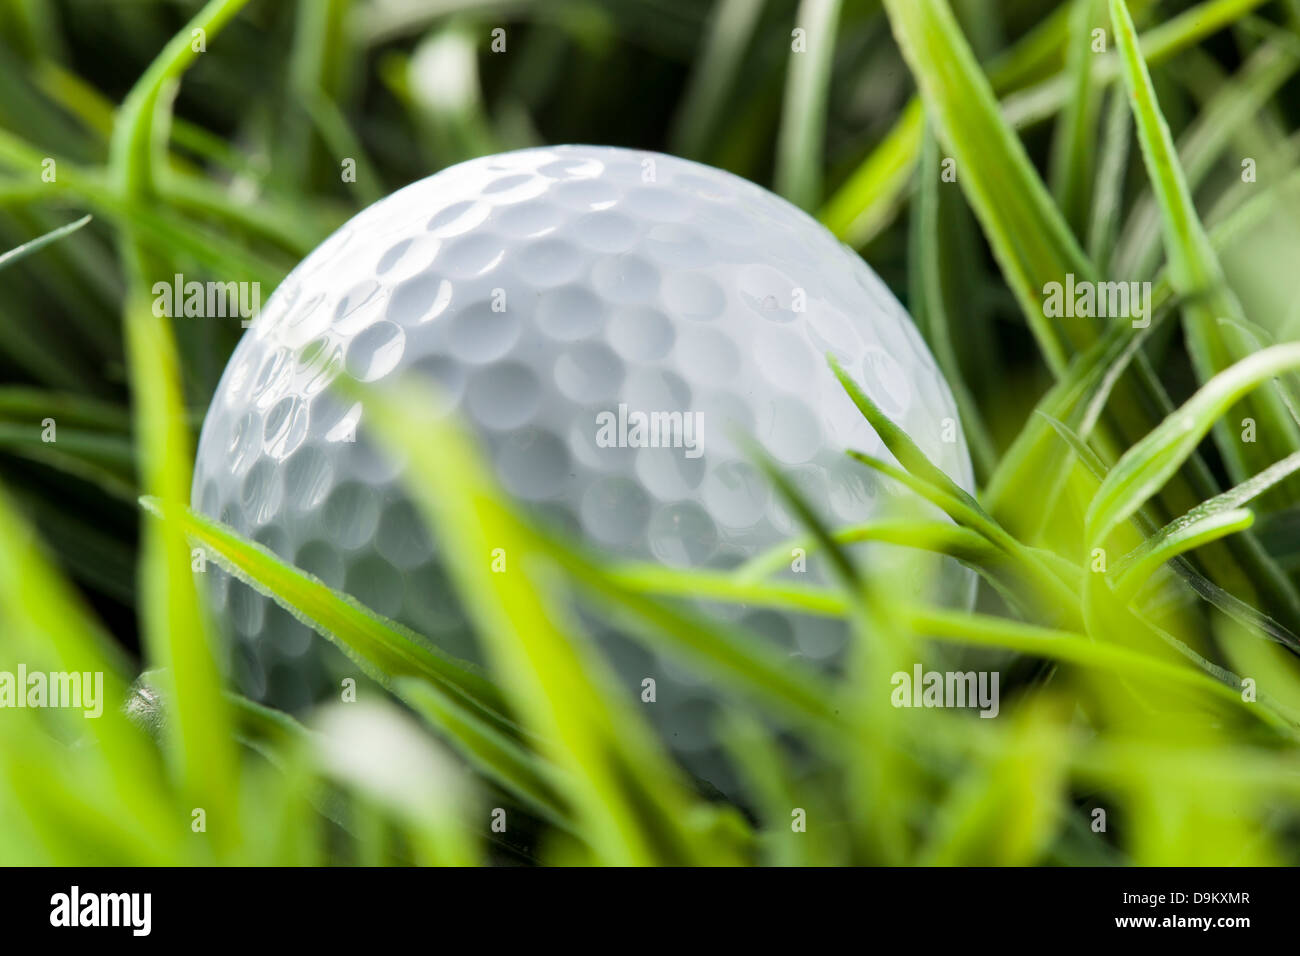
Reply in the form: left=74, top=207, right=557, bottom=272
left=738, top=518, right=1001, bottom=583
left=876, top=3, right=1246, bottom=545
left=1113, top=508, right=1255, bottom=602
left=0, top=130, right=291, bottom=286
left=1113, top=39, right=1300, bottom=281
left=1109, top=0, right=1300, bottom=490
left=1146, top=557, right=1300, bottom=654
left=1087, top=343, right=1300, bottom=547
left=137, top=497, right=513, bottom=731
left=744, top=431, right=862, bottom=590
left=880, top=0, right=1092, bottom=375
left=108, top=0, right=253, bottom=198
left=124, top=289, right=240, bottom=850
left=0, top=212, right=89, bottom=271
left=1035, top=411, right=1113, bottom=484
left=33, top=60, right=265, bottom=180
left=352, top=378, right=740, bottom=866
left=824, top=0, right=1179, bottom=249
left=1215, top=318, right=1300, bottom=425
left=905, top=606, right=1249, bottom=706
left=775, top=0, right=842, bottom=209
left=822, top=0, right=1116, bottom=244
left=22, top=61, right=336, bottom=253
left=543, top=539, right=846, bottom=734
left=103, top=0, right=261, bottom=851
left=1113, top=449, right=1300, bottom=598
left=0, top=723, right=183, bottom=865
left=979, top=170, right=1300, bottom=630
left=1028, top=410, right=1300, bottom=653
left=1025, top=410, right=1116, bottom=551
left=843, top=449, right=1083, bottom=620
left=607, top=560, right=848, bottom=618
left=0, top=483, right=180, bottom=860
left=830, top=355, right=1015, bottom=550
left=824, top=367, right=1084, bottom=619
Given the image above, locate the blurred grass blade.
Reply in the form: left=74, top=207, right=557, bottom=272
left=0, top=213, right=90, bottom=271
left=775, top=0, right=842, bottom=209
left=1049, top=0, right=1103, bottom=234
left=1087, top=88, right=1132, bottom=270
left=395, top=677, right=568, bottom=829
left=106, top=0, right=253, bottom=853
left=911, top=124, right=998, bottom=478
left=353, top=377, right=741, bottom=866
left=908, top=607, right=1259, bottom=710
left=672, top=0, right=765, bottom=159
left=0, top=483, right=178, bottom=855
left=124, top=291, right=240, bottom=847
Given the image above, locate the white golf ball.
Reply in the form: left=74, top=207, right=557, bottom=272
left=193, top=145, right=974, bottom=790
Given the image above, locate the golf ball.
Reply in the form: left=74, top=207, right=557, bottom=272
left=193, top=145, right=974, bottom=789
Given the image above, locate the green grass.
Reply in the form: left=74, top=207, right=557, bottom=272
left=3, top=0, right=1300, bottom=866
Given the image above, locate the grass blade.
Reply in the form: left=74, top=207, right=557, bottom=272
left=1109, top=0, right=1300, bottom=490
left=138, top=496, right=513, bottom=730
left=0, top=213, right=90, bottom=272
left=1087, top=344, right=1300, bottom=546
left=775, top=0, right=843, bottom=209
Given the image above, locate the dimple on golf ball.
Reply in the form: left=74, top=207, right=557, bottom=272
left=193, top=145, right=974, bottom=789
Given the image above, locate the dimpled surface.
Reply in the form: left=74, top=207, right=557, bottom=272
left=193, top=145, right=975, bottom=789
